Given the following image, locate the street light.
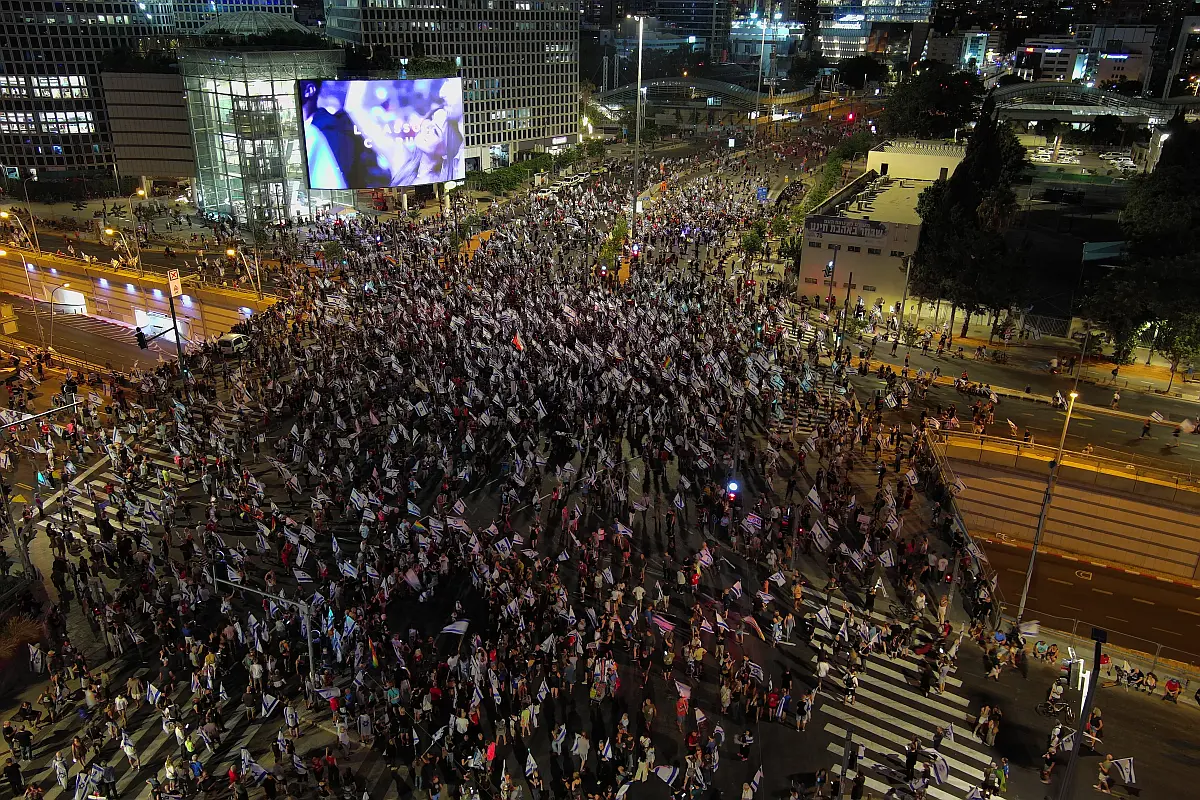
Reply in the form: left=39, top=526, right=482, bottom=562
left=627, top=14, right=645, bottom=251
left=0, top=211, right=46, bottom=346
left=754, top=1, right=775, bottom=146
left=226, top=247, right=264, bottom=299
left=21, top=177, right=41, bottom=253
left=126, top=187, right=146, bottom=276
left=1016, top=390, right=1078, bottom=622
left=48, top=281, right=70, bottom=351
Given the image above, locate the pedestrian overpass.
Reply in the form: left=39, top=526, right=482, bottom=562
left=596, top=77, right=815, bottom=116
left=990, top=81, right=1200, bottom=126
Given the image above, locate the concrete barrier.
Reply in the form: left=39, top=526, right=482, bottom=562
left=947, top=458, right=1200, bottom=582
left=0, top=253, right=274, bottom=343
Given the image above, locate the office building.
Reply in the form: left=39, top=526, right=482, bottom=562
left=655, top=0, right=732, bottom=57
left=0, top=2, right=175, bottom=181
left=324, top=0, right=579, bottom=172
left=180, top=13, right=352, bottom=225
left=816, top=0, right=933, bottom=62
left=728, top=15, right=806, bottom=78
left=170, top=0, right=298, bottom=35
left=1164, top=16, right=1200, bottom=97
left=1014, top=36, right=1087, bottom=82
left=100, top=72, right=195, bottom=183
left=799, top=141, right=965, bottom=309
left=925, top=28, right=1003, bottom=73
left=1075, top=23, right=1157, bottom=85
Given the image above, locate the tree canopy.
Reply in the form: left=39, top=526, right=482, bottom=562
left=882, top=61, right=982, bottom=139
left=910, top=91, right=1029, bottom=337
left=836, top=56, right=889, bottom=89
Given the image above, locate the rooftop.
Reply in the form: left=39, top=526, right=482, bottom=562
left=196, top=11, right=312, bottom=37
left=835, top=175, right=933, bottom=226
left=871, top=140, right=967, bottom=159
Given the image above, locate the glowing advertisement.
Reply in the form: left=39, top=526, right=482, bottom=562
left=299, top=78, right=466, bottom=189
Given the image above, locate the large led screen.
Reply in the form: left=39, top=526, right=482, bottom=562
left=299, top=78, right=466, bottom=189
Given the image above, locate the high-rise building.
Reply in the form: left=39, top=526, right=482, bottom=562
left=0, top=2, right=175, bottom=181
left=654, top=0, right=733, bottom=57
left=324, top=0, right=579, bottom=172
left=816, top=0, right=933, bottom=61
left=170, top=0, right=298, bottom=35
left=1164, top=16, right=1200, bottom=97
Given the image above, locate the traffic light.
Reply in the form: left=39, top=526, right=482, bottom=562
left=847, top=113, right=855, bottom=122
left=135, top=327, right=148, bottom=349
left=824, top=260, right=835, bottom=278
left=726, top=480, right=739, bottom=505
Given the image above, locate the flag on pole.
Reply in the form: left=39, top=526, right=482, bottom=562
left=675, top=681, right=692, bottom=699
left=1150, top=411, right=1164, bottom=423
left=654, top=766, right=680, bottom=786
left=146, top=683, right=162, bottom=705
left=1112, top=758, right=1136, bottom=784
left=261, top=694, right=279, bottom=717
left=1007, top=418, right=1019, bottom=436
left=441, top=620, right=470, bottom=635
left=512, top=332, right=525, bottom=352
left=525, top=752, right=538, bottom=777
left=750, top=766, right=764, bottom=793
left=744, top=616, right=767, bottom=640
left=728, top=580, right=743, bottom=599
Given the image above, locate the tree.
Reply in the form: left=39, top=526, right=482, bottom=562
left=1035, top=118, right=1061, bottom=139
left=740, top=230, right=764, bottom=266
left=1100, top=79, right=1143, bottom=96
left=788, top=54, right=828, bottom=87
left=836, top=56, right=888, bottom=89
left=769, top=215, right=789, bottom=240
left=1155, top=312, right=1200, bottom=391
left=911, top=91, right=1029, bottom=335
left=882, top=61, right=982, bottom=139
left=1120, top=111, right=1200, bottom=261
left=1089, top=114, right=1123, bottom=146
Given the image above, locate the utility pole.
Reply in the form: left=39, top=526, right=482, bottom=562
left=209, top=563, right=317, bottom=684
left=1016, top=391, right=1077, bottom=622
left=1055, top=631, right=1106, bottom=800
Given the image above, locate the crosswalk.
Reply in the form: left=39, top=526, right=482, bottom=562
left=770, top=321, right=839, bottom=441
left=796, top=595, right=996, bottom=800
left=33, top=405, right=246, bottom=548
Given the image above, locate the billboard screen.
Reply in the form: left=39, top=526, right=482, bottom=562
left=299, top=78, right=465, bottom=190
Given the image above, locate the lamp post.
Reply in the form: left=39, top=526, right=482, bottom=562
left=628, top=14, right=645, bottom=248
left=0, top=213, right=47, bottom=346
left=1016, top=390, right=1078, bottom=623
left=753, top=3, right=774, bottom=145
left=47, top=281, right=70, bottom=352
left=226, top=247, right=264, bottom=299
left=21, top=178, right=41, bottom=253
left=125, top=189, right=145, bottom=277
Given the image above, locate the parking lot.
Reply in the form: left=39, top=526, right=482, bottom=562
left=1029, top=144, right=1140, bottom=176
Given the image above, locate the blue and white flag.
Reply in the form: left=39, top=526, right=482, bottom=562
left=1018, top=620, right=1040, bottom=637
left=654, top=766, right=680, bottom=786
left=407, top=499, right=421, bottom=516
left=146, top=683, right=162, bottom=705
left=774, top=694, right=789, bottom=721
left=1113, top=758, right=1135, bottom=784
left=537, top=680, right=549, bottom=702
left=750, top=766, right=764, bottom=793
left=525, top=752, right=538, bottom=777
left=600, top=739, right=613, bottom=760
left=728, top=580, right=743, bottom=599
left=816, top=606, right=833, bottom=628
left=746, top=661, right=765, bottom=682
left=262, top=694, right=279, bottom=717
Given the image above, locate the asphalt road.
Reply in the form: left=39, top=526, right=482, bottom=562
left=861, top=343, right=1200, bottom=474
left=0, top=288, right=172, bottom=370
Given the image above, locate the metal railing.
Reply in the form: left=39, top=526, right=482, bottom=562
left=999, top=606, right=1200, bottom=693
left=917, top=429, right=1004, bottom=628
left=933, top=429, right=1200, bottom=508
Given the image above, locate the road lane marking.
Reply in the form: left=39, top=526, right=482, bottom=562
left=1061, top=604, right=1081, bottom=611
left=1131, top=597, right=1155, bottom=605
left=1006, top=568, right=1025, bottom=575
left=1152, top=627, right=1180, bottom=636
left=1092, top=588, right=1113, bottom=595
left=1178, top=609, right=1200, bottom=617
left=1048, top=577, right=1073, bottom=586
left=1106, top=617, right=1128, bottom=623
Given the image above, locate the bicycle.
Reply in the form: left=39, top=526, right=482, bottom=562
left=1035, top=700, right=1076, bottom=723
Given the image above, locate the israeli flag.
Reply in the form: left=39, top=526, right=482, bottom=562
left=746, top=661, right=765, bottom=682
left=654, top=766, right=680, bottom=786
left=728, top=580, right=743, bottom=599
left=537, top=679, right=549, bottom=702
left=750, top=766, right=764, bottom=793
left=774, top=694, right=789, bottom=721
left=525, top=752, right=538, bottom=776
left=600, top=739, right=613, bottom=760
left=146, top=683, right=162, bottom=705
left=293, top=754, right=308, bottom=774
left=262, top=694, right=279, bottom=717
left=1018, top=620, right=1040, bottom=637
left=442, top=619, right=470, bottom=635
left=1113, top=758, right=1136, bottom=784
left=816, top=606, right=833, bottom=629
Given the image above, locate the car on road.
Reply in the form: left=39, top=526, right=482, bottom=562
left=1100, top=151, right=1129, bottom=160
left=217, top=332, right=250, bottom=355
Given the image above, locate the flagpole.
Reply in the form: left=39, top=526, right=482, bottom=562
left=209, top=571, right=317, bottom=684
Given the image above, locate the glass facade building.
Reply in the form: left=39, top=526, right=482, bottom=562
left=170, top=0, right=297, bottom=35
left=817, top=0, right=932, bottom=61
left=324, top=0, right=579, bottom=172
left=179, top=43, right=353, bottom=225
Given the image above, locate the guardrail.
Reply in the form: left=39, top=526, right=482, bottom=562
left=0, top=333, right=131, bottom=381
left=933, top=429, right=1200, bottom=508
left=916, top=429, right=1004, bottom=629
left=1000, top=607, right=1200, bottom=698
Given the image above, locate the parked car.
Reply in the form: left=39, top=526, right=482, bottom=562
left=1070, top=329, right=1108, bottom=343
left=217, top=332, right=250, bottom=355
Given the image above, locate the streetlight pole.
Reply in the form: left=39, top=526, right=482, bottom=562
left=227, top=247, right=264, bottom=300
left=128, top=187, right=145, bottom=276
left=753, top=3, right=774, bottom=146
left=0, top=214, right=47, bottom=347
left=48, top=281, right=70, bottom=352
left=628, top=14, right=645, bottom=247
left=21, top=178, right=41, bottom=253
left=1016, top=390, right=1077, bottom=623
left=897, top=255, right=912, bottom=344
